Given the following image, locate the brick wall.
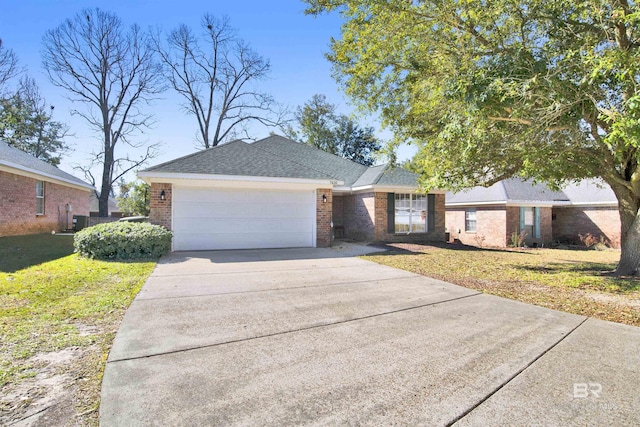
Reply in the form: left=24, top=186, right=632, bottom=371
left=375, top=192, right=446, bottom=243
left=509, top=206, right=553, bottom=247
left=445, top=206, right=508, bottom=247
left=553, top=206, right=621, bottom=248
left=316, top=189, right=332, bottom=247
left=332, top=195, right=344, bottom=227
left=0, top=170, right=90, bottom=236
left=342, top=192, right=376, bottom=241
left=446, top=205, right=554, bottom=248
left=149, top=183, right=172, bottom=230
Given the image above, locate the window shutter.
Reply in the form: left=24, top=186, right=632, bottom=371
left=387, top=193, right=395, bottom=233
left=427, top=194, right=435, bottom=232
left=534, top=207, right=541, bottom=239
left=519, top=207, right=525, bottom=233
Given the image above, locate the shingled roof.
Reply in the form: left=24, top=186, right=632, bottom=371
left=446, top=178, right=617, bottom=206
left=0, top=141, right=93, bottom=190
left=141, top=135, right=420, bottom=189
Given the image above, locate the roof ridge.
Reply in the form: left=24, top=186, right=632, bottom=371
left=254, top=135, right=369, bottom=170
left=498, top=179, right=509, bottom=201
left=369, top=164, right=389, bottom=185
left=143, top=139, right=247, bottom=172
left=251, top=136, right=348, bottom=182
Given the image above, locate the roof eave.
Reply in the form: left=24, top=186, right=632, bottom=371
left=349, top=184, right=446, bottom=194
left=138, top=171, right=343, bottom=187
left=0, top=162, right=94, bottom=191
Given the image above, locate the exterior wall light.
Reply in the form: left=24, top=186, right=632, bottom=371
left=160, top=190, right=166, bottom=201
left=322, top=194, right=327, bottom=203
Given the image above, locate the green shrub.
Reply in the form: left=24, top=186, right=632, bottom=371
left=74, top=222, right=172, bottom=260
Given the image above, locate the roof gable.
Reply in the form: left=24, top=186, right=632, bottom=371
left=0, top=141, right=93, bottom=189
left=141, top=135, right=421, bottom=190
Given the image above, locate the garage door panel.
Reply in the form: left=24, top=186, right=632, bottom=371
left=172, top=187, right=315, bottom=250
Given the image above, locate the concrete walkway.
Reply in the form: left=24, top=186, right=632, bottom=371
left=101, top=247, right=640, bottom=426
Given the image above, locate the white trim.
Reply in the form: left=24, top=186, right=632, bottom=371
left=0, top=163, right=94, bottom=192
left=349, top=184, right=446, bottom=194
left=138, top=171, right=341, bottom=188
left=555, top=202, right=618, bottom=207
left=446, top=200, right=564, bottom=208
left=312, top=189, right=317, bottom=248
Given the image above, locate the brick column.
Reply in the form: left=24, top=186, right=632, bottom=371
left=149, top=183, right=172, bottom=230
left=316, top=188, right=332, bottom=247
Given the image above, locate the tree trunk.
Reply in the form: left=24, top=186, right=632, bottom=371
left=611, top=184, right=640, bottom=275
left=98, top=146, right=113, bottom=217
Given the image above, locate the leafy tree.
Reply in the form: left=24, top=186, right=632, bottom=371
left=153, top=14, right=285, bottom=148
left=289, top=94, right=381, bottom=165
left=0, top=77, right=70, bottom=166
left=42, top=8, right=165, bottom=217
left=306, top=0, right=640, bottom=275
left=117, top=180, right=150, bottom=216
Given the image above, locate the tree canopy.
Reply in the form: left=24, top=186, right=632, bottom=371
left=117, top=180, right=150, bottom=216
left=306, top=0, right=640, bottom=275
left=287, top=94, right=381, bottom=166
left=0, top=77, right=70, bottom=166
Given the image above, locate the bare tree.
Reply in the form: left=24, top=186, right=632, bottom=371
left=42, top=8, right=164, bottom=216
left=0, top=38, right=20, bottom=92
left=154, top=14, right=285, bottom=148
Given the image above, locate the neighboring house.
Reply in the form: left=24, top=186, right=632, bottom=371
left=139, top=135, right=445, bottom=251
left=89, top=192, right=123, bottom=218
left=445, top=179, right=620, bottom=248
left=0, top=141, right=93, bottom=236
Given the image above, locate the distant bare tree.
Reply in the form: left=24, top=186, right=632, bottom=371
left=0, top=38, right=20, bottom=91
left=42, top=8, right=164, bottom=216
left=154, top=14, right=286, bottom=148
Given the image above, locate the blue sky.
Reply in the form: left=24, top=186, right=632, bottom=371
left=1, top=0, right=415, bottom=186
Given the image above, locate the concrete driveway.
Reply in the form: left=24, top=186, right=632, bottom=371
left=101, top=246, right=640, bottom=426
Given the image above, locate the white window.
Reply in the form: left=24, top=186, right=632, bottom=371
left=465, top=208, right=477, bottom=232
left=36, top=181, right=45, bottom=215
left=394, top=193, right=427, bottom=233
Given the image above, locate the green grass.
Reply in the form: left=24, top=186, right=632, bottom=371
left=0, top=233, right=76, bottom=273
left=0, top=234, right=156, bottom=424
left=364, top=244, right=640, bottom=326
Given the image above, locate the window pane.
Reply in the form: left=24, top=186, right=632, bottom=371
left=36, top=198, right=44, bottom=215
left=395, top=194, right=409, bottom=233
left=465, top=208, right=477, bottom=232
left=36, top=181, right=44, bottom=215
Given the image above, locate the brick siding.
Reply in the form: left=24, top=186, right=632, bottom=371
left=316, top=189, right=332, bottom=247
left=0, top=170, right=90, bottom=236
left=341, top=192, right=376, bottom=241
left=375, top=192, right=446, bottom=243
left=446, top=206, right=508, bottom=247
left=553, top=206, right=621, bottom=248
left=334, top=191, right=446, bottom=243
left=446, top=205, right=555, bottom=248
left=149, top=183, right=172, bottom=230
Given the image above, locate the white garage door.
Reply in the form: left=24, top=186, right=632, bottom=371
left=172, top=187, right=316, bottom=251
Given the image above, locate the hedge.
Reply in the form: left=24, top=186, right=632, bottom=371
left=74, top=222, right=172, bottom=260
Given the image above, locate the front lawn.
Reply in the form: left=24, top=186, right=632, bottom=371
left=0, top=234, right=156, bottom=426
left=364, top=244, right=640, bottom=327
